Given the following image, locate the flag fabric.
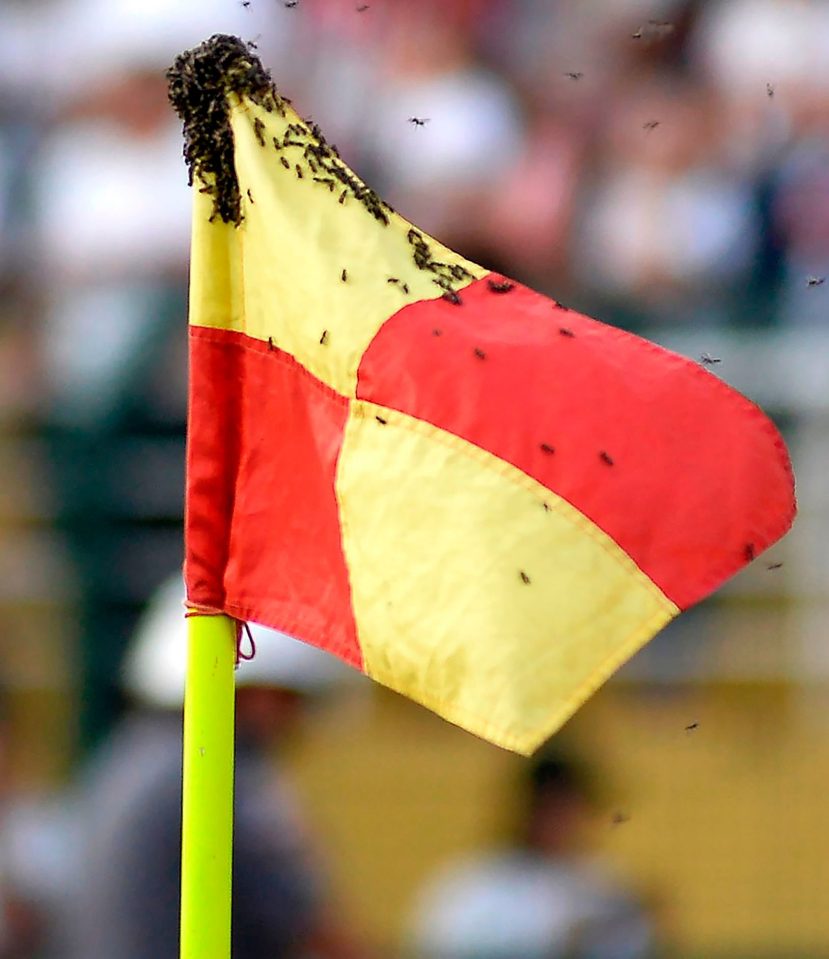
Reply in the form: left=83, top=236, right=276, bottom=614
left=171, top=36, right=796, bottom=755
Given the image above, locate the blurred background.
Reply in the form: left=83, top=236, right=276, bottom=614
left=0, top=0, right=827, bottom=956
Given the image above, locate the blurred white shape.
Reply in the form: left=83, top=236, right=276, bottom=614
left=408, top=852, right=652, bottom=959
left=33, top=120, right=190, bottom=279
left=370, top=69, right=523, bottom=191
left=123, top=574, right=362, bottom=709
left=579, top=167, right=757, bottom=293
left=695, top=0, right=829, bottom=94
left=43, top=0, right=260, bottom=98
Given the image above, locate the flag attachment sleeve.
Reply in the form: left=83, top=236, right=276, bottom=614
left=169, top=36, right=796, bottom=756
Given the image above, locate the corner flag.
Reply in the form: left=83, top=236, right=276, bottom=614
left=170, top=35, right=795, bottom=756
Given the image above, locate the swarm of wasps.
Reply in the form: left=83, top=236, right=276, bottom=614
left=167, top=34, right=277, bottom=225
left=168, top=35, right=474, bottom=299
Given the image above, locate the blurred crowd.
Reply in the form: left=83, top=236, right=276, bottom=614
left=0, top=0, right=825, bottom=955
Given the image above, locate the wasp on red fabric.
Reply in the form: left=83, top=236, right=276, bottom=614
left=474, top=347, right=486, bottom=359
left=540, top=443, right=555, bottom=455
left=600, top=451, right=614, bottom=466
left=487, top=278, right=514, bottom=293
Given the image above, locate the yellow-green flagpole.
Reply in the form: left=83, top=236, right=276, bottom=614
left=180, top=613, right=236, bottom=959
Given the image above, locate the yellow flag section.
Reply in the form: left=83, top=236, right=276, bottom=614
left=188, top=96, right=486, bottom=397
left=337, top=402, right=677, bottom=754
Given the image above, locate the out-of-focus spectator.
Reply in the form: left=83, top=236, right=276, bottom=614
left=361, top=3, right=525, bottom=247
left=576, top=77, right=759, bottom=327
left=405, top=751, right=657, bottom=959
left=59, top=574, right=366, bottom=959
